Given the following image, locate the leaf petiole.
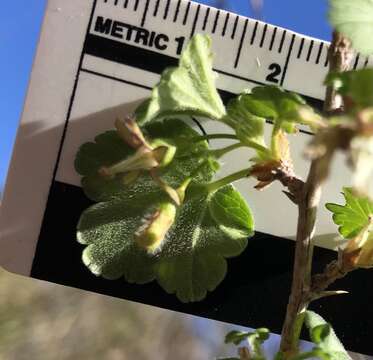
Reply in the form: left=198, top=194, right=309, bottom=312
left=210, top=143, right=246, bottom=158
left=206, top=168, right=252, bottom=193
left=191, top=133, right=239, bottom=142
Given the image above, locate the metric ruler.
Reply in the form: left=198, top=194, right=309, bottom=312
left=1, top=0, right=373, bottom=354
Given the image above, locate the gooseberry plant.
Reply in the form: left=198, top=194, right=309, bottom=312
left=75, top=0, right=373, bottom=359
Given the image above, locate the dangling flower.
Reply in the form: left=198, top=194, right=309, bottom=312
left=135, top=202, right=177, bottom=254
left=99, top=118, right=178, bottom=203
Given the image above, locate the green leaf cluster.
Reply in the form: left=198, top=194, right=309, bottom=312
left=224, top=86, right=321, bottom=161
left=76, top=119, right=254, bottom=302
left=75, top=33, right=324, bottom=303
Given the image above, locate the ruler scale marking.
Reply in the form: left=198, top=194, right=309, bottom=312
left=250, top=21, right=259, bottom=45
left=190, top=4, right=201, bottom=38
left=280, top=33, right=295, bottom=86
left=164, top=0, right=171, bottom=19
left=306, top=40, right=314, bottom=61
left=153, top=0, right=160, bottom=16
left=297, top=38, right=305, bottom=59
left=231, top=15, right=239, bottom=39
left=173, top=0, right=181, bottom=22
left=222, top=12, right=230, bottom=37
left=212, top=9, right=220, bottom=34
left=234, top=18, right=248, bottom=68
left=183, top=1, right=191, bottom=25
left=278, top=29, right=286, bottom=53
left=269, top=26, right=277, bottom=51
left=202, top=7, right=210, bottom=31
left=259, top=23, right=267, bottom=48
left=141, top=0, right=150, bottom=26
left=315, top=42, right=323, bottom=65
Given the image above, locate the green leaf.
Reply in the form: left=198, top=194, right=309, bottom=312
left=135, top=34, right=226, bottom=124
left=75, top=119, right=219, bottom=202
left=209, top=185, right=255, bottom=237
left=311, top=324, right=331, bottom=345
left=76, top=119, right=254, bottom=302
left=326, top=187, right=373, bottom=238
left=325, top=69, right=373, bottom=110
left=225, top=330, right=252, bottom=345
left=78, top=184, right=252, bottom=302
left=225, top=328, right=269, bottom=360
left=228, top=86, right=314, bottom=134
left=326, top=188, right=373, bottom=268
left=304, top=311, right=352, bottom=360
left=329, top=0, right=373, bottom=55
left=225, top=94, right=271, bottom=160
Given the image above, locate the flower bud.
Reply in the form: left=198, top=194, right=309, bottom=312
left=115, top=117, right=149, bottom=149
left=135, top=202, right=177, bottom=253
left=343, top=218, right=373, bottom=269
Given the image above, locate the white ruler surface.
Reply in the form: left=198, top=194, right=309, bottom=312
left=1, top=0, right=372, bottom=275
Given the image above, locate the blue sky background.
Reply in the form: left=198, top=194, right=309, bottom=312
left=0, top=0, right=331, bottom=192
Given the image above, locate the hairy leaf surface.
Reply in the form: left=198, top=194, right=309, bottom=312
left=225, top=94, right=270, bottom=159
left=228, top=87, right=314, bottom=134
left=76, top=119, right=253, bottom=302
left=77, top=185, right=252, bottom=302
left=135, top=34, right=226, bottom=124
left=75, top=119, right=218, bottom=202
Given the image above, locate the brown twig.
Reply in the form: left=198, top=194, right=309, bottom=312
left=307, top=256, right=353, bottom=303
left=279, top=32, right=353, bottom=357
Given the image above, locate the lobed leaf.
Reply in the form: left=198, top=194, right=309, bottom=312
left=228, top=86, right=313, bottom=134
left=75, top=119, right=219, bottom=202
left=327, top=188, right=373, bottom=268
left=135, top=34, right=226, bottom=124
left=78, top=184, right=252, bottom=302
left=76, top=119, right=254, bottom=302
left=326, top=187, right=373, bottom=238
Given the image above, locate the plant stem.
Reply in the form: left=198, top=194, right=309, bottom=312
left=192, top=133, right=238, bottom=142
left=279, top=31, right=353, bottom=358
left=206, top=168, right=251, bottom=193
left=307, top=259, right=353, bottom=303
left=324, top=31, right=354, bottom=114
left=210, top=143, right=245, bottom=158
